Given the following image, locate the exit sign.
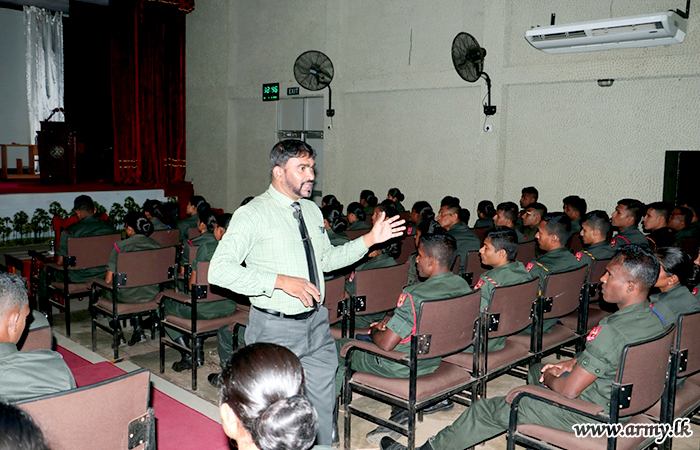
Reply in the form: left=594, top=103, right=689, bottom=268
left=262, top=83, right=279, bottom=101
left=288, top=87, right=300, bottom=95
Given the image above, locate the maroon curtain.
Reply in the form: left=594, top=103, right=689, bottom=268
left=110, top=0, right=190, bottom=186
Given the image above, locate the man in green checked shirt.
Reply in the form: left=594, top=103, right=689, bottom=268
left=209, top=140, right=405, bottom=446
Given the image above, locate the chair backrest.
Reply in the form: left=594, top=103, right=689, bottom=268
left=587, top=258, right=611, bottom=303
left=470, top=227, right=488, bottom=244
left=614, top=325, right=674, bottom=417
left=515, top=241, right=536, bottom=264
left=542, top=265, right=589, bottom=319
left=66, top=233, right=122, bottom=270
left=325, top=276, right=346, bottom=327
left=487, top=278, right=540, bottom=338
left=416, top=290, right=481, bottom=359
left=354, top=264, right=409, bottom=315
left=464, top=251, right=489, bottom=286
left=187, top=227, right=200, bottom=240
left=451, top=255, right=461, bottom=275
left=188, top=245, right=199, bottom=265
left=568, top=234, right=583, bottom=252
left=396, top=235, right=416, bottom=265
left=17, top=324, right=52, bottom=351
left=398, top=211, right=410, bottom=222
left=193, top=261, right=227, bottom=302
left=676, top=311, right=700, bottom=379
left=115, top=246, right=177, bottom=288
left=345, top=229, right=369, bottom=240
left=149, top=229, right=180, bottom=247
left=15, top=369, right=153, bottom=450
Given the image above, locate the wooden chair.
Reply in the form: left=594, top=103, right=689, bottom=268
left=346, top=229, right=370, bottom=241
left=342, top=291, right=483, bottom=450
left=463, top=251, right=489, bottom=286
left=14, top=368, right=154, bottom=450
left=559, top=258, right=613, bottom=334
left=396, top=235, right=416, bottom=265
left=187, top=227, right=200, bottom=240
left=506, top=325, right=675, bottom=450
left=444, top=278, right=540, bottom=397
left=326, top=276, right=349, bottom=339
left=515, top=240, right=536, bottom=265
left=89, top=246, right=177, bottom=359
left=149, top=229, right=180, bottom=247
left=471, top=226, right=489, bottom=244
left=37, top=233, right=121, bottom=337
left=159, top=261, right=248, bottom=390
left=350, top=264, right=409, bottom=336
left=568, top=233, right=584, bottom=253
left=17, top=312, right=53, bottom=351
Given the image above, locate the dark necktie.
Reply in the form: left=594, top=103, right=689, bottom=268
left=292, top=202, right=320, bottom=309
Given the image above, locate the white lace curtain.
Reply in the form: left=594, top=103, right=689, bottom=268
left=25, top=6, right=64, bottom=143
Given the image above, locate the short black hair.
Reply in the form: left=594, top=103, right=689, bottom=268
left=613, top=244, right=660, bottom=291
left=541, top=212, right=572, bottom=244
left=441, top=196, right=461, bottom=208
left=646, top=201, right=673, bottom=222
left=73, top=195, right=95, bottom=213
left=657, top=247, right=693, bottom=286
left=496, top=202, right=519, bottom=223
left=617, top=198, right=646, bottom=225
left=563, top=195, right=587, bottom=216
left=521, top=186, right=539, bottom=199
left=485, top=226, right=518, bottom=261
left=269, top=140, right=316, bottom=171
left=0, top=402, right=50, bottom=450
left=420, top=233, right=457, bottom=268
left=582, top=210, right=611, bottom=237
left=527, top=202, right=548, bottom=217
left=0, top=272, right=28, bottom=320
left=674, top=206, right=694, bottom=228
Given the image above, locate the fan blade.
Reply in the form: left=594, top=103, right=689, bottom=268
left=294, top=50, right=334, bottom=91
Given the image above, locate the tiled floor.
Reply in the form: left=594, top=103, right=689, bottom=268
left=50, top=298, right=700, bottom=450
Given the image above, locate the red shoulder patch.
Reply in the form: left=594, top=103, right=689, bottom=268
left=397, top=293, right=408, bottom=307
left=693, top=288, right=698, bottom=297
left=474, top=279, right=485, bottom=289
left=406, top=226, right=413, bottom=235
left=575, top=251, right=583, bottom=261
left=586, top=326, right=602, bottom=342
left=610, top=238, right=617, bottom=247
left=349, top=271, right=355, bottom=283
left=526, top=262, right=535, bottom=271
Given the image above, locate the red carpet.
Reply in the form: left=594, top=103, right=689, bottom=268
left=58, top=347, right=231, bottom=450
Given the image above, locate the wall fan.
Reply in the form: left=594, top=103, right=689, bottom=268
left=451, top=32, right=497, bottom=116
left=293, top=50, right=335, bottom=117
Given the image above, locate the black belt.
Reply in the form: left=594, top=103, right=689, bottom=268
left=253, top=306, right=316, bottom=320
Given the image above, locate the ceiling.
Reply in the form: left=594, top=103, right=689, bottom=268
left=1, top=0, right=107, bottom=14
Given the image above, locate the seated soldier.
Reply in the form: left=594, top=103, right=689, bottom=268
left=406, top=201, right=434, bottom=236
left=642, top=201, right=675, bottom=250
left=527, top=213, right=587, bottom=333
left=669, top=206, right=695, bottom=245
left=680, top=201, right=700, bottom=237
left=650, top=247, right=700, bottom=326
left=576, top=210, right=616, bottom=269
left=322, top=205, right=350, bottom=246
left=0, top=273, right=76, bottom=402
left=176, top=195, right=207, bottom=244
left=493, top=201, right=526, bottom=243
left=437, top=201, right=479, bottom=275
left=563, top=195, right=587, bottom=234
left=167, top=213, right=238, bottom=373
left=517, top=186, right=539, bottom=228
left=386, top=188, right=406, bottom=212
left=610, top=198, right=648, bottom=248
left=346, top=202, right=371, bottom=231
left=105, top=212, right=162, bottom=346
left=380, top=245, right=666, bottom=450
left=521, top=202, right=547, bottom=243
left=335, top=233, right=471, bottom=445
left=321, top=194, right=342, bottom=212
left=406, top=219, right=443, bottom=286
left=38, top=195, right=117, bottom=304
left=180, top=209, right=218, bottom=273
left=360, top=190, right=378, bottom=217
left=474, top=200, right=496, bottom=229
left=142, top=199, right=170, bottom=231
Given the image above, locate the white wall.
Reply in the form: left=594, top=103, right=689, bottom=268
left=186, top=0, right=700, bottom=217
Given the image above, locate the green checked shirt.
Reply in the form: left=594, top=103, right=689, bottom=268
left=209, top=184, right=370, bottom=315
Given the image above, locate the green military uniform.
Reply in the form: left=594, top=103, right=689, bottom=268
left=176, top=213, right=199, bottom=243
left=473, top=218, right=493, bottom=229
left=611, top=225, right=648, bottom=249
left=513, top=227, right=527, bottom=244
left=649, top=284, right=700, bottom=327
left=345, top=253, right=398, bottom=329
left=394, top=201, right=406, bottom=212
left=574, top=240, right=616, bottom=269
left=430, top=302, right=665, bottom=449
left=521, top=226, right=538, bottom=243
left=688, top=220, right=700, bottom=237
left=363, top=205, right=375, bottom=216
left=525, top=247, right=586, bottom=333
left=570, top=218, right=582, bottom=234
left=675, top=227, right=695, bottom=245
left=348, top=220, right=371, bottom=231
left=334, top=272, right=471, bottom=395
left=327, top=229, right=350, bottom=246
left=150, top=217, right=169, bottom=231
left=181, top=231, right=217, bottom=266
left=39, top=215, right=117, bottom=300
left=447, top=221, right=480, bottom=275
left=406, top=252, right=419, bottom=286
left=646, top=227, right=675, bottom=250
left=0, top=342, right=76, bottom=402
left=106, top=234, right=163, bottom=303
left=471, top=262, right=533, bottom=352
left=165, top=240, right=238, bottom=341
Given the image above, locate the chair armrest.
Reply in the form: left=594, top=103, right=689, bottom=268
left=28, top=250, right=50, bottom=264
left=44, top=262, right=63, bottom=272
left=157, top=289, right=191, bottom=304
left=89, top=279, right=112, bottom=291
left=340, top=339, right=408, bottom=363
left=507, top=385, right=606, bottom=419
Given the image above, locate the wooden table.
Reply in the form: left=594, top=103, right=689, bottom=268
left=1, top=144, right=39, bottom=180
left=5, top=250, right=52, bottom=302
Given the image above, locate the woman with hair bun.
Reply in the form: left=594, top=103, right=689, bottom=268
left=346, top=202, right=371, bottom=231
left=180, top=209, right=219, bottom=269
left=322, top=205, right=349, bottom=246
left=474, top=200, right=496, bottom=228
left=386, top=188, right=406, bottom=212
left=360, top=190, right=378, bottom=217
left=105, top=211, right=162, bottom=345
left=220, top=343, right=318, bottom=450
left=650, top=247, right=700, bottom=325
left=321, top=194, right=343, bottom=214
left=407, top=201, right=434, bottom=236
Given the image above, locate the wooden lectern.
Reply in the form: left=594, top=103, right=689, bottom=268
left=37, top=121, right=77, bottom=184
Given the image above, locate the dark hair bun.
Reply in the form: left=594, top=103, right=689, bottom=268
left=253, top=395, right=318, bottom=450
left=135, top=217, right=154, bottom=236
